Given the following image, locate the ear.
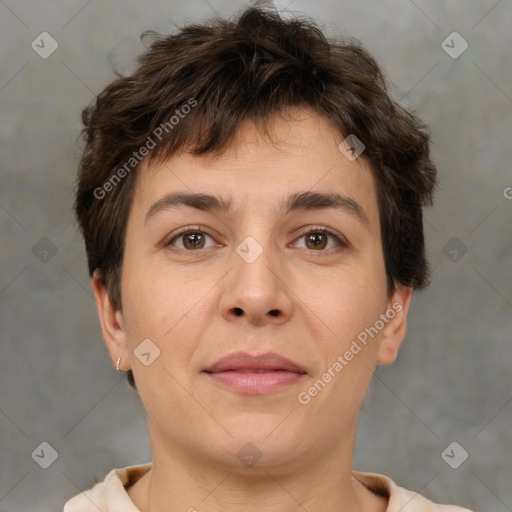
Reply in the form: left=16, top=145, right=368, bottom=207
left=377, top=285, right=413, bottom=366
left=91, top=269, right=131, bottom=372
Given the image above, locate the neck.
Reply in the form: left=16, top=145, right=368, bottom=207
left=128, top=421, right=384, bottom=512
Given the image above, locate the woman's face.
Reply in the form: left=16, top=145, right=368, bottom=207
left=101, top=109, right=410, bottom=473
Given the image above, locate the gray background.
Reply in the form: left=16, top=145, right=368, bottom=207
left=0, top=0, right=511, bottom=510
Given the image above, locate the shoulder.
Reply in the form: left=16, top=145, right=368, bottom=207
left=63, top=463, right=152, bottom=512
left=352, top=470, right=474, bottom=512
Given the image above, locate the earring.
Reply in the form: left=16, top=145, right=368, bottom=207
left=116, top=357, right=122, bottom=372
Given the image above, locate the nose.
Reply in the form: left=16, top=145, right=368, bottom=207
left=219, top=237, right=294, bottom=327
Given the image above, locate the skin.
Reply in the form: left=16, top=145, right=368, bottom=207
left=92, top=108, right=412, bottom=512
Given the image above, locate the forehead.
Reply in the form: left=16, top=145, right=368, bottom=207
left=130, top=109, right=379, bottom=228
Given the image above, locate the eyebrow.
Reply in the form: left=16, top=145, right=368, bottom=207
left=144, top=190, right=371, bottom=230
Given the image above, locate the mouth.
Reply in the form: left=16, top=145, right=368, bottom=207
left=203, top=352, right=307, bottom=395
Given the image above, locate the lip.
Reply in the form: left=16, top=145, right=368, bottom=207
left=203, top=352, right=307, bottom=395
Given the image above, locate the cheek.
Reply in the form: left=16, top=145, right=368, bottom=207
left=122, top=251, right=178, bottom=326
left=121, top=260, right=209, bottom=368
left=302, top=285, right=383, bottom=408
left=122, top=279, right=166, bottom=337
left=301, top=267, right=387, bottom=341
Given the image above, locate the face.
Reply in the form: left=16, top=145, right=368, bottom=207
left=94, top=108, right=411, bottom=474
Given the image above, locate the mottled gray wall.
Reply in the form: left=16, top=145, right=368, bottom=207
left=1, top=0, right=511, bottom=510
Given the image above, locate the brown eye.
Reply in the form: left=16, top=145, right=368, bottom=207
left=305, top=232, right=328, bottom=250
left=182, top=232, right=206, bottom=250
left=294, top=228, right=347, bottom=251
left=167, top=229, right=216, bottom=251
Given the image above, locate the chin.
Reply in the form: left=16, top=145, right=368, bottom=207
left=208, top=415, right=307, bottom=468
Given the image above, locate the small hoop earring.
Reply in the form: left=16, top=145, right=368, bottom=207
left=116, top=357, right=122, bottom=372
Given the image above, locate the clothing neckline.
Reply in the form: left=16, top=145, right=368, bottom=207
left=119, top=463, right=391, bottom=502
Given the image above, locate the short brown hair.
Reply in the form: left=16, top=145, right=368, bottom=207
left=74, top=5, right=436, bottom=388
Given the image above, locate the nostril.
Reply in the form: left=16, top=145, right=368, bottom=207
left=234, top=307, right=244, bottom=316
left=269, top=309, right=279, bottom=317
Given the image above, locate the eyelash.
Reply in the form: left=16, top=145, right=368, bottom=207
left=165, top=225, right=348, bottom=254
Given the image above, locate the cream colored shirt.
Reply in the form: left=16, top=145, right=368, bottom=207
left=63, top=463, right=473, bottom=512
